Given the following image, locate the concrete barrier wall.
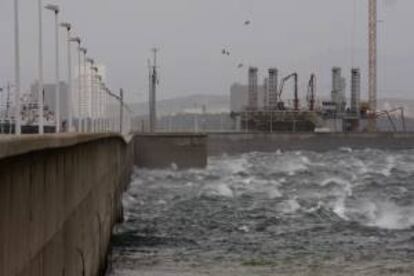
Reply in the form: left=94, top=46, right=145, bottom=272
left=208, top=132, right=414, bottom=155
left=0, top=134, right=133, bottom=276
left=133, top=134, right=207, bottom=169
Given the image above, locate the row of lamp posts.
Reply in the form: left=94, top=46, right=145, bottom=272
left=13, top=0, right=124, bottom=135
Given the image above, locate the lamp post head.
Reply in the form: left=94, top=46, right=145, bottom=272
left=60, top=22, right=71, bottom=31
left=69, top=37, right=81, bottom=44
left=80, top=47, right=87, bottom=55
left=45, top=4, right=60, bottom=14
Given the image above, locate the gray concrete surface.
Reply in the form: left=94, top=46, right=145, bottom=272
left=133, top=133, right=207, bottom=169
left=0, top=132, right=206, bottom=276
left=207, top=132, right=414, bottom=155
left=0, top=134, right=133, bottom=276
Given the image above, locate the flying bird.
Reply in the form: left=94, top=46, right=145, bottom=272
left=221, top=49, right=230, bottom=56
left=244, top=20, right=251, bottom=25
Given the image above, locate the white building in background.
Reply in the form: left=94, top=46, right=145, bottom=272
left=331, top=67, right=347, bottom=113
left=24, top=63, right=107, bottom=130
left=74, top=64, right=107, bottom=120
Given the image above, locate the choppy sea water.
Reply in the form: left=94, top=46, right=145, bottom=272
left=107, top=149, right=414, bottom=276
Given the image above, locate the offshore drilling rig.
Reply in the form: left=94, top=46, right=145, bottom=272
left=231, top=0, right=405, bottom=133
left=232, top=65, right=405, bottom=133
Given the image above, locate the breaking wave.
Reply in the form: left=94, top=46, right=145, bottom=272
left=109, top=149, right=414, bottom=275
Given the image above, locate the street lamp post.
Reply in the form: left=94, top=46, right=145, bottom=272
left=101, top=84, right=106, bottom=132
left=45, top=4, right=61, bottom=133
left=69, top=37, right=81, bottom=131
left=98, top=77, right=105, bottom=132
left=104, top=87, right=124, bottom=134
left=104, top=87, right=113, bottom=132
left=0, top=87, right=4, bottom=134
left=14, top=0, right=21, bottom=135
left=96, top=75, right=102, bottom=132
left=120, top=89, right=124, bottom=134
left=91, top=66, right=99, bottom=132
left=86, top=58, right=94, bottom=132
left=38, top=0, right=44, bottom=134
left=80, top=48, right=87, bottom=131
left=60, top=22, right=72, bottom=132
left=103, top=84, right=109, bottom=132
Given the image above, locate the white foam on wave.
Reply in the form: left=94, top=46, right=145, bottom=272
left=320, top=177, right=353, bottom=197
left=332, top=196, right=348, bottom=220
left=240, top=178, right=283, bottom=199
left=220, top=157, right=248, bottom=175
left=122, top=193, right=138, bottom=208
left=366, top=201, right=414, bottom=230
left=280, top=198, right=301, bottom=214
left=352, top=159, right=369, bottom=175
left=254, top=182, right=283, bottom=199
left=267, top=187, right=283, bottom=199
left=339, top=147, right=353, bottom=153
left=334, top=199, right=414, bottom=230
left=273, top=159, right=308, bottom=176
left=122, top=193, right=139, bottom=222
left=360, top=154, right=397, bottom=177
left=379, top=155, right=396, bottom=177
left=304, top=201, right=324, bottom=214
left=200, top=182, right=234, bottom=198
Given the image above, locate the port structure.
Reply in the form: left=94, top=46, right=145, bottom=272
left=232, top=64, right=405, bottom=133
left=233, top=0, right=382, bottom=133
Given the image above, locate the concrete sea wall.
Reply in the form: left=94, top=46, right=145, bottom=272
left=208, top=132, right=414, bottom=155
left=0, top=134, right=133, bottom=276
left=133, top=134, right=207, bottom=169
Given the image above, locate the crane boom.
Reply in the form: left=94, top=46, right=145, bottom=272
left=368, top=0, right=377, bottom=129
left=278, top=73, right=299, bottom=111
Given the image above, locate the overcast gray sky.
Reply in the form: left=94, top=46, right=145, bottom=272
left=0, top=0, right=413, bottom=103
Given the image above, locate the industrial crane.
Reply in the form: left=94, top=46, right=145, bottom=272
left=307, top=74, right=316, bottom=111
left=375, top=107, right=406, bottom=132
left=278, top=73, right=299, bottom=111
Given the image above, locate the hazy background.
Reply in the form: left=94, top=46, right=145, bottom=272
left=0, top=0, right=412, bottom=104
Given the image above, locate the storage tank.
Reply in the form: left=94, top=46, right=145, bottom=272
left=351, top=68, right=361, bottom=116
left=248, top=67, right=258, bottom=110
left=268, top=68, right=278, bottom=109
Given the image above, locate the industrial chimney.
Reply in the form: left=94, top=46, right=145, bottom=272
left=351, top=68, right=361, bottom=116
left=263, top=77, right=269, bottom=108
left=268, top=68, right=278, bottom=109
left=331, top=67, right=346, bottom=113
left=248, top=67, right=258, bottom=110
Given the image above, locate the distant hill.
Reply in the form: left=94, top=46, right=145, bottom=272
left=129, top=94, right=230, bottom=116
